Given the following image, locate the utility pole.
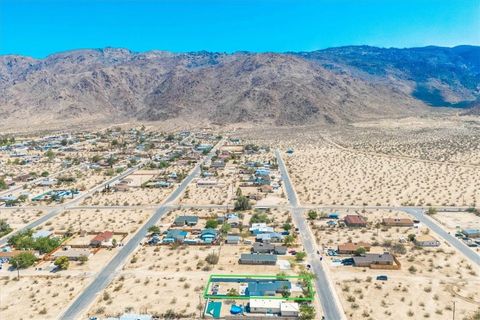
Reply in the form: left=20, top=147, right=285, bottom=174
left=452, top=301, right=455, bottom=320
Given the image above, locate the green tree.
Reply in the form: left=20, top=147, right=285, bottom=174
left=234, top=195, right=251, bottom=211
left=307, top=210, right=318, bottom=220
left=54, top=256, right=70, bottom=270
left=45, top=149, right=55, bottom=161
left=295, top=251, right=307, bottom=262
left=355, top=247, right=366, bottom=256
left=78, top=255, right=89, bottom=265
left=0, top=179, right=7, bottom=190
left=148, top=225, right=161, bottom=234
left=392, top=243, right=406, bottom=255
left=426, top=207, right=437, bottom=215
left=206, top=219, right=219, bottom=229
left=283, top=223, right=292, bottom=232
left=283, top=235, right=295, bottom=246
left=408, top=234, right=416, bottom=242
left=41, top=171, right=49, bottom=177
left=236, top=187, right=242, bottom=197
left=220, top=223, right=231, bottom=235
left=10, top=252, right=37, bottom=269
left=299, top=304, right=316, bottom=320
left=0, top=219, right=13, bottom=237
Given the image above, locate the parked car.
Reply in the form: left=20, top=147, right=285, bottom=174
left=376, top=275, right=388, bottom=281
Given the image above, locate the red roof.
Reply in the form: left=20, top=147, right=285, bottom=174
left=344, top=215, right=367, bottom=225
left=91, top=231, right=113, bottom=243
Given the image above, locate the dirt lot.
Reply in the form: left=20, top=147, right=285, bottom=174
left=37, top=208, right=153, bottom=235
left=81, top=187, right=172, bottom=206
left=286, top=143, right=480, bottom=206
left=310, top=209, right=480, bottom=320
left=0, top=274, right=89, bottom=320
left=0, top=208, right=44, bottom=233
left=433, top=211, right=480, bottom=233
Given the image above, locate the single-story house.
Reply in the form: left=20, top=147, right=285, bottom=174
left=344, top=215, right=367, bottom=227
left=246, top=280, right=291, bottom=296
left=239, top=253, right=277, bottom=265
left=249, top=223, right=274, bottom=235
left=200, top=229, right=218, bottom=243
left=252, top=243, right=275, bottom=254
left=90, top=231, right=114, bottom=247
left=162, top=230, right=188, bottom=243
left=32, top=230, right=53, bottom=239
left=211, top=160, right=225, bottom=168
left=226, top=214, right=241, bottom=227
left=415, top=234, right=440, bottom=247
left=256, top=232, right=284, bottom=243
left=173, top=215, right=199, bottom=227
left=353, top=253, right=394, bottom=267
left=462, top=229, right=480, bottom=238
left=260, top=185, right=273, bottom=193
left=225, top=235, right=241, bottom=244
left=280, top=302, right=300, bottom=317
left=382, top=218, right=414, bottom=227
left=249, top=299, right=281, bottom=314
left=197, top=179, right=218, bottom=187
left=0, top=250, right=36, bottom=260
left=337, top=241, right=371, bottom=254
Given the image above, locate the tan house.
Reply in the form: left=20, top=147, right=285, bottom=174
left=337, top=241, right=371, bottom=254
left=383, top=218, right=414, bottom=227
left=415, top=234, right=440, bottom=247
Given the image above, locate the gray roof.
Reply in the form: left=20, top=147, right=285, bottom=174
left=174, top=215, right=198, bottom=224
left=240, top=253, right=277, bottom=262
left=353, top=253, right=393, bottom=265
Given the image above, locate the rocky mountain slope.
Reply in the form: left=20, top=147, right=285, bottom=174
left=0, top=46, right=478, bottom=128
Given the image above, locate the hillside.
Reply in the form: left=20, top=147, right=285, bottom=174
left=0, top=46, right=479, bottom=129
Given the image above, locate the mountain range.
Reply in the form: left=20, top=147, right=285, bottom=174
left=1, top=45, right=479, bottom=129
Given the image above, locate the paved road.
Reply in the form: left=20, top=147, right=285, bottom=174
left=0, top=162, right=144, bottom=245
left=275, top=150, right=345, bottom=320
left=401, top=208, right=480, bottom=266
left=59, top=139, right=224, bottom=320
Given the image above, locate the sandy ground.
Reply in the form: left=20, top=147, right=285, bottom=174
left=309, top=209, right=480, bottom=320
left=0, top=274, right=89, bottom=320
left=433, top=211, right=480, bottom=233
left=37, top=208, right=153, bottom=235
left=0, top=208, right=44, bottom=233
left=87, top=244, right=305, bottom=319
left=286, top=144, right=480, bottom=206
left=81, top=187, right=172, bottom=206
left=86, top=204, right=310, bottom=319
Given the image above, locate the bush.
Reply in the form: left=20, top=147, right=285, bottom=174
left=54, top=256, right=70, bottom=270
left=205, top=219, right=219, bottom=229
left=295, top=251, right=307, bottom=262
left=393, top=243, right=407, bottom=254
left=205, top=253, right=219, bottom=265
left=299, top=304, right=316, bottom=320
left=307, top=210, right=318, bottom=220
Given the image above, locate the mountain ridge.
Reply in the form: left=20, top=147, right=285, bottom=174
left=1, top=45, right=479, bottom=129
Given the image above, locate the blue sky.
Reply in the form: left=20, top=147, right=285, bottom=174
left=1, top=0, right=479, bottom=57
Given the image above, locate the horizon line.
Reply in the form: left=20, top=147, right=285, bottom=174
left=1, top=43, right=478, bottom=60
